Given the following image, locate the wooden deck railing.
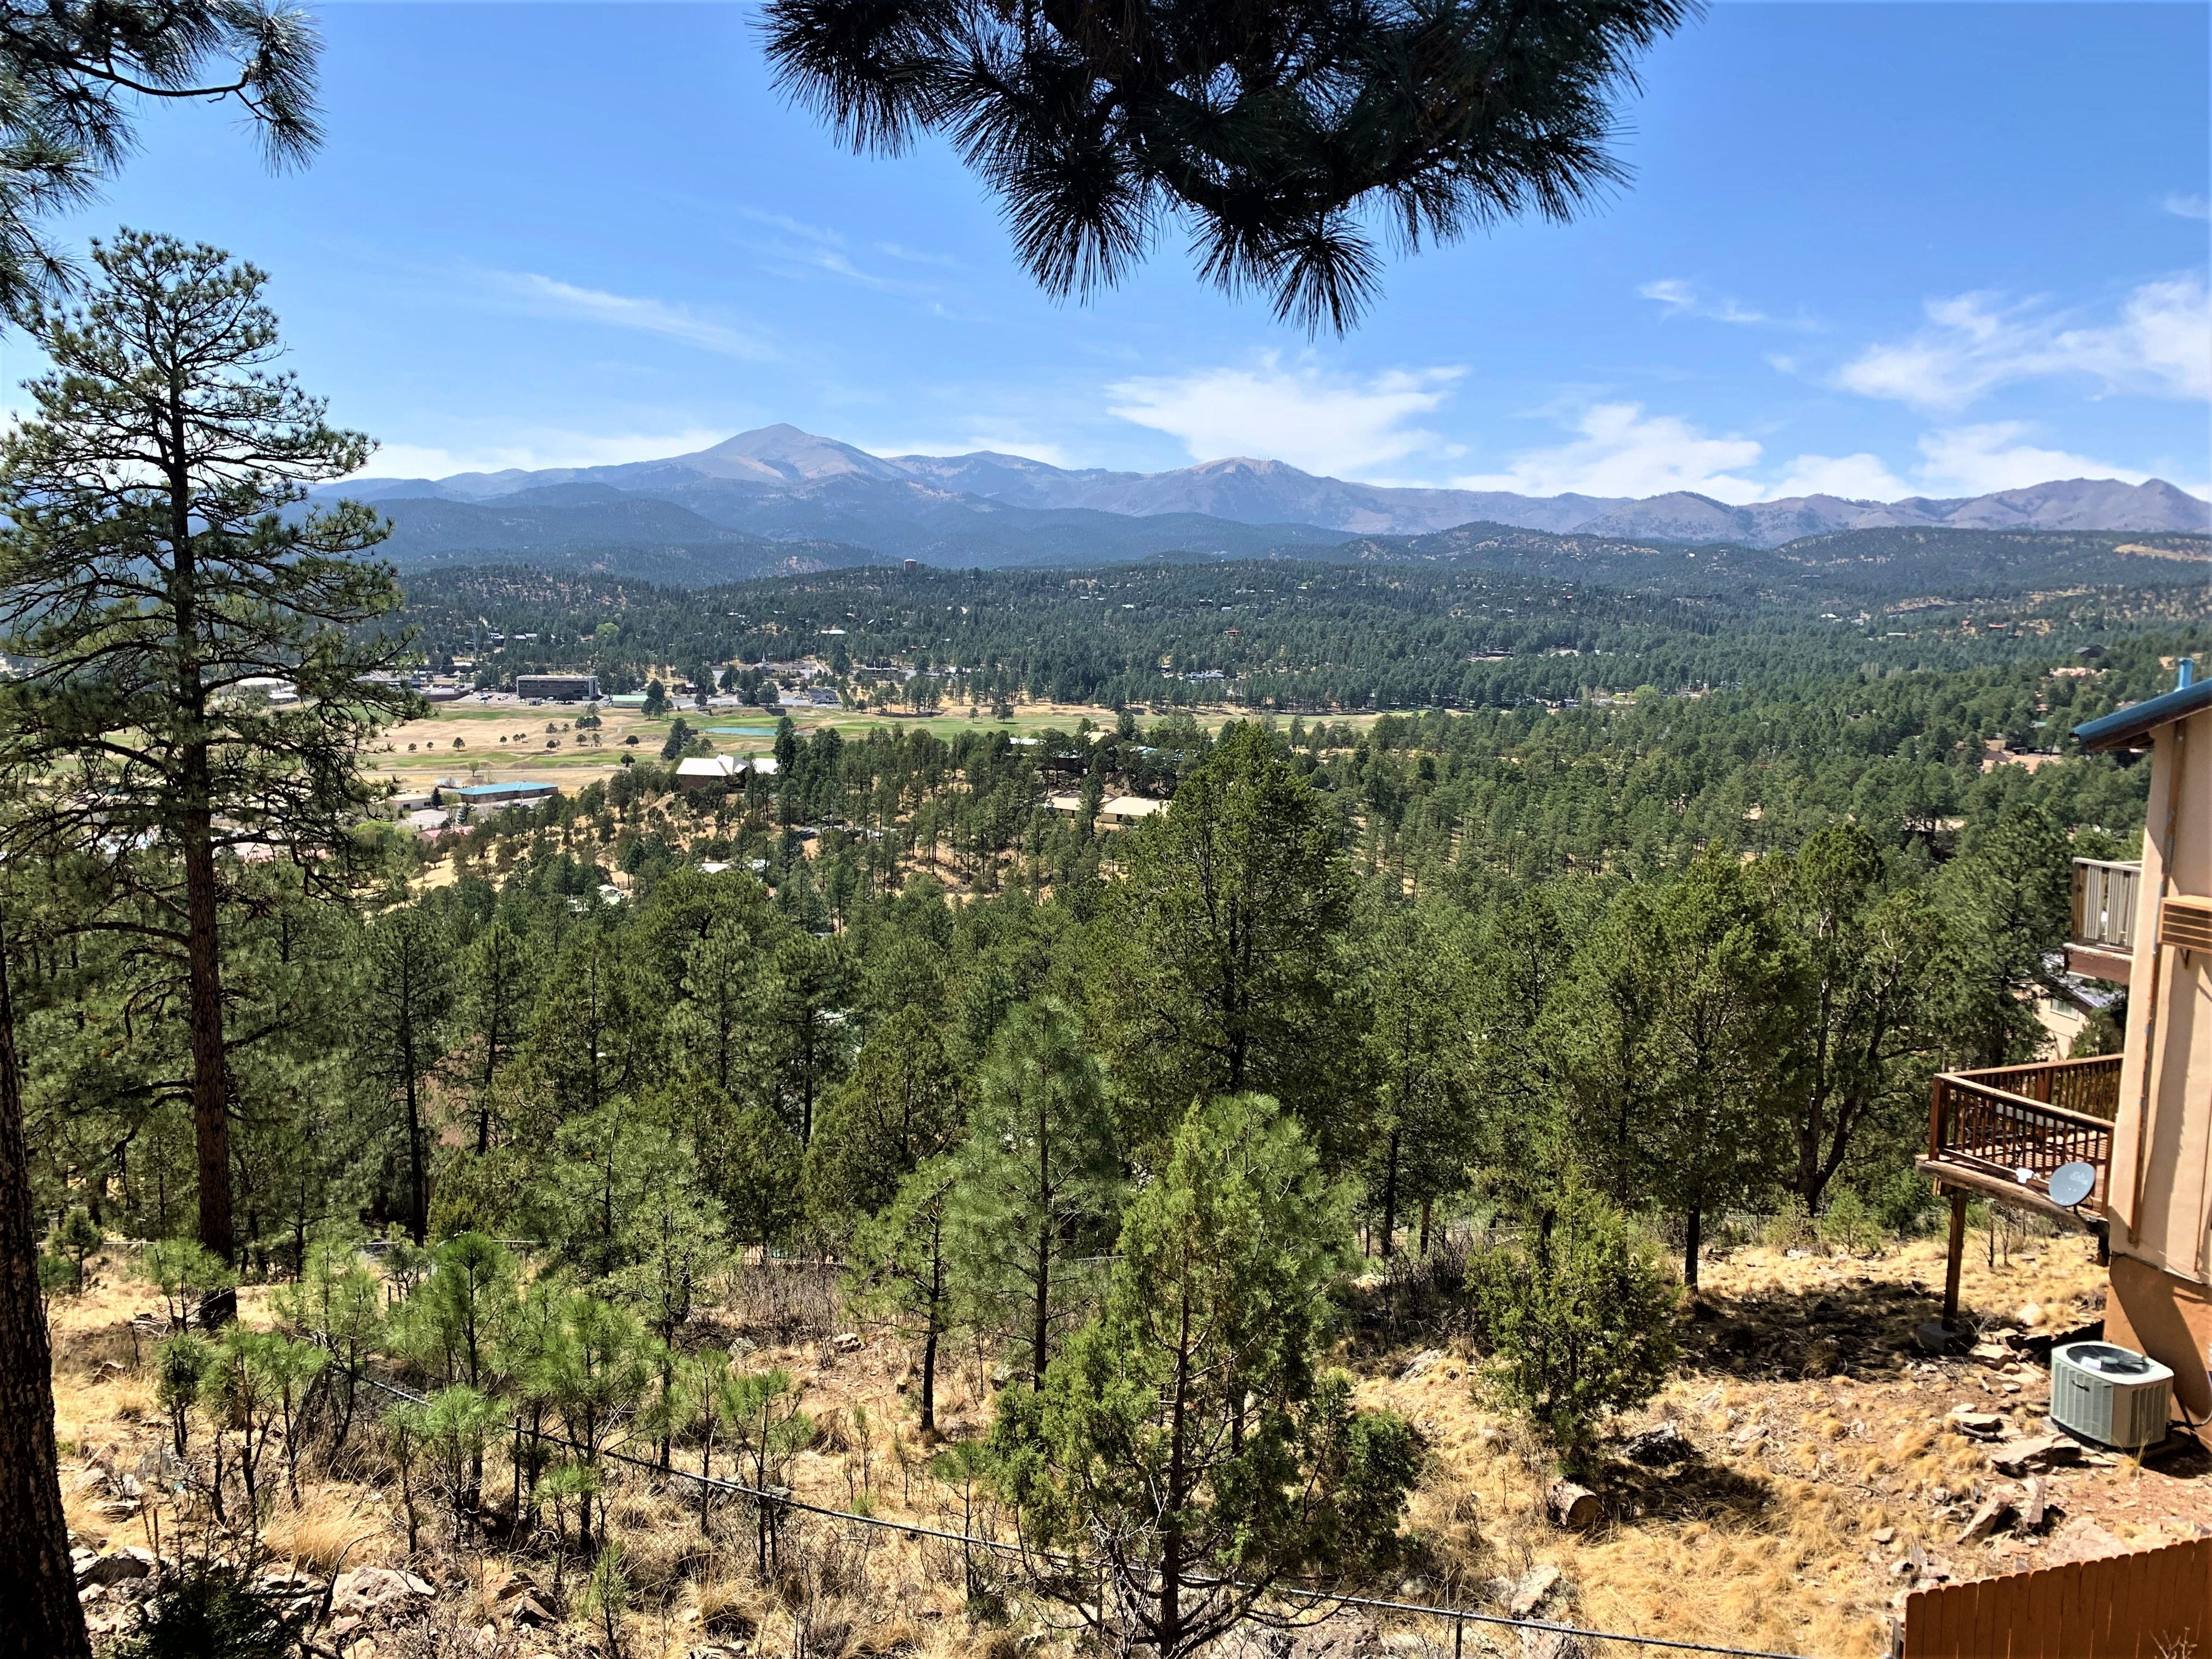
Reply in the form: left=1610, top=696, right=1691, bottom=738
left=1955, top=1052, right=2125, bottom=1118
left=1926, top=1053, right=2123, bottom=1211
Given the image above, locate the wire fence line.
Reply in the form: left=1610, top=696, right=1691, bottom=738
left=343, top=1367, right=1814, bottom=1659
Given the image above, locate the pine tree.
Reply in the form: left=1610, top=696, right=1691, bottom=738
left=1761, top=823, right=1941, bottom=1210
left=762, top=0, right=1694, bottom=331
left=1099, top=721, right=1352, bottom=1146
left=362, top=906, right=455, bottom=1245
left=461, top=919, right=534, bottom=1153
left=845, top=1155, right=957, bottom=1433
left=0, top=3, right=322, bottom=325
left=1476, top=1180, right=1678, bottom=1463
left=806, top=1005, right=964, bottom=1223
left=1548, top=852, right=1802, bottom=1286
left=945, top=1000, right=1120, bottom=1389
left=1357, top=901, right=1480, bottom=1256
left=0, top=233, right=411, bottom=1267
left=991, top=1093, right=1419, bottom=1658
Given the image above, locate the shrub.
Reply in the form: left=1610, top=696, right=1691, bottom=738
left=1820, top=1189, right=1884, bottom=1257
left=55, top=1206, right=103, bottom=1291
left=142, top=1238, right=236, bottom=1328
left=156, top=1334, right=215, bottom=1458
left=1757, top=1197, right=1817, bottom=1253
left=1869, top=1167, right=1939, bottom=1236
left=1475, top=1183, right=1678, bottom=1465
left=112, top=1559, right=299, bottom=1659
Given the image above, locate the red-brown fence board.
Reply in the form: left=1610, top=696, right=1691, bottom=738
left=1904, top=1538, right=2212, bottom=1658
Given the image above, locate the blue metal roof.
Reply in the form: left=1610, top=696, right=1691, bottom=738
left=448, top=780, right=557, bottom=798
left=2073, top=680, right=2212, bottom=752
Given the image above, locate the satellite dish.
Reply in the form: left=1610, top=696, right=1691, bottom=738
left=2049, top=1161, right=2097, bottom=1209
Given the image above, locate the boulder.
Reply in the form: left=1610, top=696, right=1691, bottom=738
left=77, top=1547, right=156, bottom=1588
left=2044, top=1517, right=2127, bottom=1566
left=1521, top=1629, right=1590, bottom=1659
left=1398, top=1350, right=1446, bottom=1384
left=1508, top=1565, right=1565, bottom=1618
left=1989, top=1436, right=2083, bottom=1476
left=1959, top=1496, right=2015, bottom=1544
left=332, top=1566, right=431, bottom=1615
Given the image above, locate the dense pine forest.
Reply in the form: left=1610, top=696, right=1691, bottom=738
left=398, top=556, right=2212, bottom=714
left=12, top=403, right=2200, bottom=1652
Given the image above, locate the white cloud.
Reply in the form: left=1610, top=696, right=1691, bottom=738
left=1638, top=278, right=1770, bottom=327
left=1911, top=422, right=2151, bottom=496
left=1452, top=403, right=1765, bottom=501
left=735, top=207, right=939, bottom=295
left=484, top=272, right=774, bottom=360
left=1106, top=358, right=1463, bottom=477
left=876, top=242, right=961, bottom=269
left=1435, top=402, right=2157, bottom=505
left=2164, top=192, right=2211, bottom=222
left=350, top=428, right=733, bottom=482
left=1838, top=275, right=2211, bottom=413
left=1759, top=452, right=1911, bottom=501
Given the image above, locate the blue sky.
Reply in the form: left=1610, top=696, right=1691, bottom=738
left=21, top=1, right=2210, bottom=500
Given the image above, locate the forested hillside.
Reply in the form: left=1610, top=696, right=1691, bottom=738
left=398, top=555, right=2212, bottom=714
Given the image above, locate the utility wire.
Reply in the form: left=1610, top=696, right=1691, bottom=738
left=344, top=1367, right=1816, bottom=1659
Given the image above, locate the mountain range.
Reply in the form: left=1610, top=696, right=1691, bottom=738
left=330, top=423, right=2211, bottom=574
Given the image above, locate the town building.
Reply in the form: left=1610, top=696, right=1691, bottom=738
left=431, top=780, right=559, bottom=810
left=515, top=673, right=600, bottom=701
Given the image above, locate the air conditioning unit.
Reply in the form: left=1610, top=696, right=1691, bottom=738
left=2050, top=1341, right=2174, bottom=1450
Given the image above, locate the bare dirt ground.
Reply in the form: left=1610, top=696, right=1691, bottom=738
left=46, top=1220, right=2209, bottom=1659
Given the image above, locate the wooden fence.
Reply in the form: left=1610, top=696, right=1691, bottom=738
left=1903, top=1536, right=2211, bottom=1658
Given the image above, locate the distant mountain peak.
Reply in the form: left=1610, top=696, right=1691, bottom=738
left=330, top=422, right=2211, bottom=550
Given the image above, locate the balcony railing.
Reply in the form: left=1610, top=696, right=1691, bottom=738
left=1925, top=1053, right=2122, bottom=1215
left=2072, top=858, right=2141, bottom=952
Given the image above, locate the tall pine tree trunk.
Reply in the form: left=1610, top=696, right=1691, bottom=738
left=1378, top=1124, right=1402, bottom=1258
left=404, top=1065, right=426, bottom=1246
left=0, top=915, right=94, bottom=1659
left=921, top=1222, right=945, bottom=1435
left=184, top=812, right=235, bottom=1282
left=173, top=475, right=234, bottom=1286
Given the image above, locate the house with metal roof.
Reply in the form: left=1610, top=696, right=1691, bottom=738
left=1918, top=661, right=2212, bottom=1420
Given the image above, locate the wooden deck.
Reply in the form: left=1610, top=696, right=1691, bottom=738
left=1918, top=1053, right=2121, bottom=1227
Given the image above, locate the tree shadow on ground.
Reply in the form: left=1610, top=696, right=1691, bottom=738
left=1580, top=1448, right=1775, bottom=1528
left=1679, top=1274, right=1961, bottom=1383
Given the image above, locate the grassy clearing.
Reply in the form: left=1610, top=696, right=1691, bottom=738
left=50, top=1221, right=2196, bottom=1659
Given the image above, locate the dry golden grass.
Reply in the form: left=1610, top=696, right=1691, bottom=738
left=47, top=1227, right=2210, bottom=1659
left=262, top=1481, right=388, bottom=1574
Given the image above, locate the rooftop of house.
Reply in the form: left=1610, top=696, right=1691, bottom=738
left=2074, top=675, right=2212, bottom=752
